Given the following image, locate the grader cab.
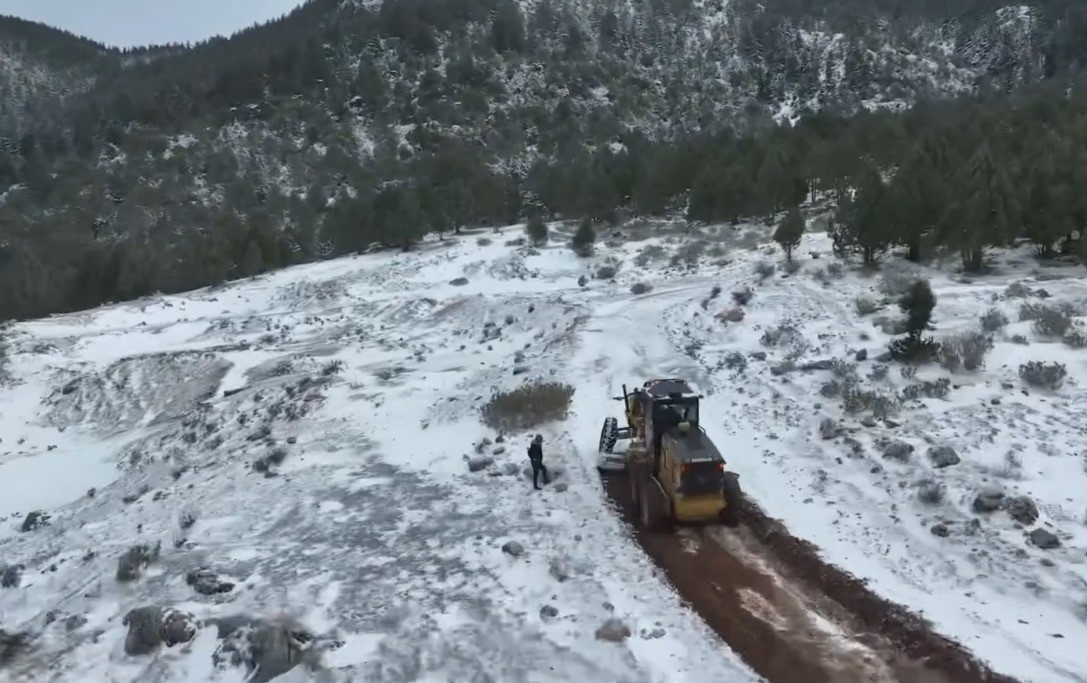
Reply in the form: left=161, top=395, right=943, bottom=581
left=598, top=378, right=741, bottom=529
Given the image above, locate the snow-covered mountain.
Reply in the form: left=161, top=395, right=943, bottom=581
left=2, top=218, right=1085, bottom=682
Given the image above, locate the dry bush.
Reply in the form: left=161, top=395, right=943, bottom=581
left=878, top=265, right=919, bottom=296
left=754, top=260, right=776, bottom=279
left=630, top=282, right=652, bottom=295
left=916, top=479, right=946, bottom=505
left=979, top=307, right=1008, bottom=332
left=841, top=383, right=898, bottom=417
left=670, top=240, right=707, bottom=266
left=480, top=381, right=575, bottom=431
left=1004, top=282, right=1032, bottom=298
left=1019, top=302, right=1077, bottom=337
left=634, top=244, right=666, bottom=266
left=1018, top=361, right=1067, bottom=389
left=1064, top=327, right=1087, bottom=349
left=782, top=259, right=802, bottom=274
left=937, top=331, right=994, bottom=372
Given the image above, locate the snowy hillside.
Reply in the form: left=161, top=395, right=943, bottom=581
left=2, top=218, right=1086, bottom=682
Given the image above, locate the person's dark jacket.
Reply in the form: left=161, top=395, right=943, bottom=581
left=527, top=442, right=543, bottom=463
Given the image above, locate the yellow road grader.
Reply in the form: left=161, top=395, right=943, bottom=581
left=598, top=378, right=742, bottom=530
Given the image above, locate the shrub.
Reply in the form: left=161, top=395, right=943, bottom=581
left=1004, top=282, right=1031, bottom=298
left=754, top=260, right=776, bottom=279
left=525, top=216, right=548, bottom=245
left=732, top=286, right=753, bottom=305
left=670, top=240, right=707, bottom=266
left=979, top=308, right=1008, bottom=332
left=630, top=282, right=652, bottom=295
left=917, top=479, right=946, bottom=505
left=1018, top=361, right=1067, bottom=389
left=841, top=384, right=898, bottom=418
left=825, top=262, right=844, bottom=279
left=321, top=360, right=345, bottom=376
left=476, top=237, right=493, bottom=247
left=879, top=266, right=919, bottom=296
left=760, top=321, right=800, bottom=347
left=938, top=332, right=994, bottom=372
left=571, top=218, right=595, bottom=257
left=1064, top=327, right=1087, bottom=349
left=854, top=297, right=878, bottom=316
left=480, top=381, right=575, bottom=431
left=1019, top=302, right=1077, bottom=337
left=1009, top=334, right=1029, bottom=345
left=783, top=259, right=802, bottom=275
left=633, top=244, right=665, bottom=266
left=899, top=279, right=936, bottom=338
left=773, top=206, right=804, bottom=261
left=596, top=265, right=617, bottom=280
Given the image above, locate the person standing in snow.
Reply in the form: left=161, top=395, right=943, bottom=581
left=527, top=434, right=549, bottom=490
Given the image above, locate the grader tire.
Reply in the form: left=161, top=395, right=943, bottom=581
left=640, top=478, right=667, bottom=531
left=721, top=472, right=743, bottom=527
left=599, top=417, right=619, bottom=453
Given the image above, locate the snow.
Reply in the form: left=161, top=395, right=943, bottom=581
left=2, top=220, right=1085, bottom=682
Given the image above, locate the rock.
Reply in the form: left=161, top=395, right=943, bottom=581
left=186, top=568, right=235, bottom=596
left=770, top=362, right=796, bottom=376
left=501, top=541, right=525, bottom=557
left=116, top=542, right=161, bottom=582
left=577, top=275, right=589, bottom=287
left=553, top=482, right=568, bottom=492
left=1005, top=496, right=1039, bottom=525
left=749, top=351, right=767, bottom=361
left=122, top=606, right=197, bottom=655
left=1, top=564, right=23, bottom=588
left=212, top=617, right=317, bottom=683
left=20, top=511, right=49, bottom=533
left=467, top=456, right=494, bottom=472
left=647, top=627, right=666, bottom=639
left=492, top=446, right=506, bottom=455
left=595, top=618, right=632, bottom=642
left=972, top=489, right=1005, bottom=513
left=882, top=441, right=914, bottom=462
left=930, top=523, right=950, bottom=538
left=64, top=614, right=88, bottom=632
left=855, top=349, right=868, bottom=361
left=494, top=434, right=505, bottom=443
left=61, top=380, right=80, bottom=395
left=549, top=555, right=572, bottom=582
left=449, top=277, right=469, bottom=286
left=0, top=629, right=30, bottom=666
left=928, top=445, right=960, bottom=468
left=1029, top=528, right=1060, bottom=549
left=512, top=366, right=530, bottom=375
left=800, top=359, right=834, bottom=371
left=718, top=307, right=745, bottom=322
left=540, top=605, right=559, bottom=619
left=818, top=417, right=838, bottom=440
left=861, top=416, right=877, bottom=428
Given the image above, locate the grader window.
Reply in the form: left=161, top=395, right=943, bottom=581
left=679, top=460, right=723, bottom=494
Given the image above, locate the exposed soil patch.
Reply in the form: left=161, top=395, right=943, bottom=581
left=601, top=472, right=1020, bottom=683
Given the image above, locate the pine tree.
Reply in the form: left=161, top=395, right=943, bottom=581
left=571, top=217, right=595, bottom=257
left=833, top=165, right=894, bottom=266
left=526, top=216, right=548, bottom=245
left=774, top=206, right=804, bottom=261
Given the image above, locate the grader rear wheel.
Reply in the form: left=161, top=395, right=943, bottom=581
left=721, top=471, right=743, bottom=527
left=640, top=478, right=666, bottom=531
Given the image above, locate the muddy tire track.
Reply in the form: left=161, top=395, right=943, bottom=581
left=601, top=472, right=1021, bottom=683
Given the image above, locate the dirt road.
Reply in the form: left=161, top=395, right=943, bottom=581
left=601, top=472, right=1021, bottom=683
